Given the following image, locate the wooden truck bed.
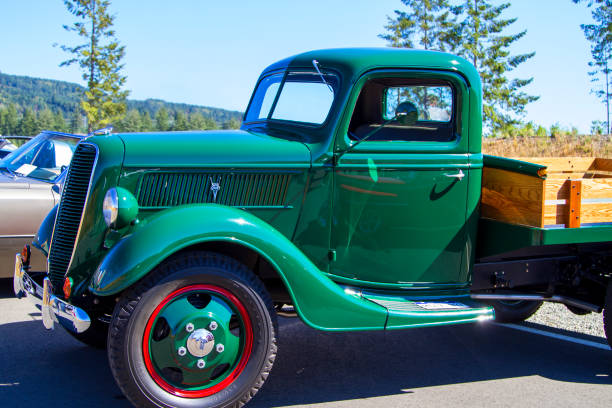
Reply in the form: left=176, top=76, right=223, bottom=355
left=481, top=156, right=612, bottom=229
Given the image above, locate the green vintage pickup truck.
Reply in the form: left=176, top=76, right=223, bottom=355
left=14, top=48, right=612, bottom=408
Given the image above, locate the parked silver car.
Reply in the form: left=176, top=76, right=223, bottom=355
left=0, top=131, right=83, bottom=277
left=0, top=136, right=31, bottom=159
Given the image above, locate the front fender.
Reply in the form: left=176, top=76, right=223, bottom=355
left=90, top=204, right=387, bottom=331
left=32, top=204, right=58, bottom=257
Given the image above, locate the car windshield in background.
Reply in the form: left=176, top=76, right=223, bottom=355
left=245, top=71, right=339, bottom=126
left=0, top=133, right=81, bottom=182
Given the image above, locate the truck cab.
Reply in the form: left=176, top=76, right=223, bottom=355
left=13, top=48, right=611, bottom=408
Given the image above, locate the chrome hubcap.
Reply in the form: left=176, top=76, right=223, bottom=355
left=186, top=328, right=215, bottom=357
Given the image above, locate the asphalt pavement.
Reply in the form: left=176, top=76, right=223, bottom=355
left=0, top=278, right=610, bottom=408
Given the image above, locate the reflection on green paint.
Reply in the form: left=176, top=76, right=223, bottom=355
left=367, top=158, right=378, bottom=182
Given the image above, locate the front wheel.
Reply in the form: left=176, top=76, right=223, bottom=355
left=108, top=252, right=277, bottom=408
left=486, top=299, right=543, bottom=323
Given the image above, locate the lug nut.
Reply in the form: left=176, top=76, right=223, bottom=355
left=186, top=322, right=194, bottom=332
left=216, top=343, right=224, bottom=353
left=177, top=346, right=187, bottom=356
left=209, top=321, right=218, bottom=330
left=197, top=359, right=206, bottom=369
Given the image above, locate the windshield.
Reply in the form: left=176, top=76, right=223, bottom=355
left=0, top=133, right=81, bottom=182
left=244, top=71, right=339, bottom=126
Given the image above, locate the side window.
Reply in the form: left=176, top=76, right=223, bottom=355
left=348, top=78, right=456, bottom=142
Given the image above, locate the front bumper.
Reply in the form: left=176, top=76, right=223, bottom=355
left=13, top=253, right=91, bottom=333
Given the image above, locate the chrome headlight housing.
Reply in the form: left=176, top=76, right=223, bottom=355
left=103, top=188, right=119, bottom=227
left=103, top=187, right=139, bottom=229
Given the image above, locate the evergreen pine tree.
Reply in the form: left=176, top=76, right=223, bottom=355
left=155, top=107, right=170, bottom=131
left=173, top=111, right=189, bottom=131
left=380, top=0, right=458, bottom=51
left=5, top=104, right=20, bottom=135
left=116, top=109, right=142, bottom=132
left=70, top=110, right=84, bottom=133
left=53, top=111, right=68, bottom=132
left=574, top=0, right=612, bottom=135
left=0, top=107, right=7, bottom=135
left=205, top=117, right=218, bottom=130
left=140, top=111, right=154, bottom=131
left=38, top=108, right=55, bottom=131
left=20, top=108, right=39, bottom=136
left=451, top=0, right=539, bottom=134
left=188, top=112, right=206, bottom=130
left=60, top=0, right=129, bottom=132
left=222, top=118, right=241, bottom=130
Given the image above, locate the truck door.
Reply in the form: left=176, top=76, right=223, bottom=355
left=330, top=70, right=472, bottom=286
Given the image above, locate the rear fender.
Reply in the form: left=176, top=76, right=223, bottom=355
left=90, top=204, right=387, bottom=331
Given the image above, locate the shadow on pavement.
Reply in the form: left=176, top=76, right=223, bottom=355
left=249, top=317, right=611, bottom=407
left=1, top=281, right=610, bottom=407
left=0, top=278, right=16, bottom=299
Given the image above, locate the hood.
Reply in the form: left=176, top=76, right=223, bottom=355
left=118, top=130, right=311, bottom=168
left=0, top=170, right=49, bottom=189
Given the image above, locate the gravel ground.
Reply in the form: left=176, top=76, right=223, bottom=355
left=527, top=302, right=606, bottom=338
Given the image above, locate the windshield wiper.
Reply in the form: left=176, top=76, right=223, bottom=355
left=312, top=60, right=334, bottom=94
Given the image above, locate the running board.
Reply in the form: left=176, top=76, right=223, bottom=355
left=358, top=290, right=494, bottom=330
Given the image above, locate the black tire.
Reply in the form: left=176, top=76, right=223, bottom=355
left=64, top=317, right=109, bottom=349
left=487, top=299, right=543, bottom=323
left=107, top=251, right=277, bottom=408
left=604, top=280, right=612, bottom=349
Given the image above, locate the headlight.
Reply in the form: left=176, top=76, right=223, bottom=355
left=103, top=187, right=139, bottom=228
left=103, top=188, right=119, bottom=227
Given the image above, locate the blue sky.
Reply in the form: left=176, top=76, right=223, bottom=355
left=0, top=1, right=603, bottom=133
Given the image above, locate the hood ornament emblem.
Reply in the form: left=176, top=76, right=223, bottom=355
left=210, top=176, right=221, bottom=202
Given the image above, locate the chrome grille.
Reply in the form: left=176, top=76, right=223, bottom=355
left=137, top=172, right=292, bottom=208
left=48, top=143, right=97, bottom=290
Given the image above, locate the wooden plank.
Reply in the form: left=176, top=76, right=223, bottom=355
left=594, top=158, right=612, bottom=172
left=544, top=179, right=569, bottom=201
left=581, top=178, right=612, bottom=200
left=482, top=167, right=545, bottom=227
left=546, top=172, right=612, bottom=180
left=568, top=180, right=582, bottom=228
left=545, top=177, right=612, bottom=201
left=513, top=157, right=597, bottom=173
left=545, top=203, right=612, bottom=226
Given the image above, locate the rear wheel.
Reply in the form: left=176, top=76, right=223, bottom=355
left=108, top=251, right=277, bottom=408
left=487, top=299, right=543, bottom=323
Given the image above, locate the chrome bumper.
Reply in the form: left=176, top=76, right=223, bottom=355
left=13, top=253, right=91, bottom=333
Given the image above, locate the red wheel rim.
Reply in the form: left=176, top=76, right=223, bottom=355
left=142, top=284, right=254, bottom=398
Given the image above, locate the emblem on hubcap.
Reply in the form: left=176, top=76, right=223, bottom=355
left=209, top=176, right=221, bottom=202
left=186, top=328, right=215, bottom=357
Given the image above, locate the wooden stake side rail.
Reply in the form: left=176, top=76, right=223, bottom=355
left=482, top=157, right=612, bottom=228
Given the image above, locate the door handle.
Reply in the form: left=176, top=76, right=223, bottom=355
left=444, top=169, right=465, bottom=180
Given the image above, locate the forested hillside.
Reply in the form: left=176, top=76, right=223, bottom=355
left=0, top=72, right=243, bottom=135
